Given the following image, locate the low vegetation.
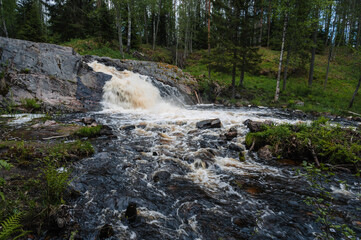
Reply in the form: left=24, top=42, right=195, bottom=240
left=245, top=118, right=361, bottom=171
left=20, top=98, right=41, bottom=112
left=0, top=139, right=94, bottom=236
left=63, top=38, right=135, bottom=60
left=74, top=125, right=103, bottom=138
left=185, top=47, right=361, bottom=116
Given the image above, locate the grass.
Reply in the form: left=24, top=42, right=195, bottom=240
left=185, top=47, right=361, bottom=116
left=74, top=125, right=103, bottom=138
left=63, top=38, right=136, bottom=60
left=20, top=98, right=41, bottom=112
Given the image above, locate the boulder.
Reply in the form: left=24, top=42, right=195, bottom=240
left=81, top=117, right=96, bottom=125
left=258, top=145, right=273, bottom=160
left=228, top=143, right=245, bottom=152
left=153, top=171, right=171, bottom=183
left=243, top=119, right=273, bottom=132
left=196, top=118, right=222, bottom=129
left=224, top=127, right=238, bottom=140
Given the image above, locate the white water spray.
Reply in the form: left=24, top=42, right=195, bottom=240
left=88, top=61, right=175, bottom=111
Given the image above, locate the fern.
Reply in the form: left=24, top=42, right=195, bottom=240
left=0, top=213, right=28, bottom=240
left=0, top=160, right=12, bottom=202
left=0, top=160, right=12, bottom=171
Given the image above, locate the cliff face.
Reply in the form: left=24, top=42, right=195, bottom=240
left=0, top=37, right=196, bottom=112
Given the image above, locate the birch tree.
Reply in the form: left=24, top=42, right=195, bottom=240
left=274, top=12, right=288, bottom=102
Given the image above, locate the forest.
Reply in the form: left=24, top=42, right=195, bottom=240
left=2, top=1, right=361, bottom=239
left=1, top=0, right=361, bottom=115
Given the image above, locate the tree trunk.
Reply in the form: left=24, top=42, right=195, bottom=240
left=239, top=55, right=246, bottom=88
left=114, top=1, right=124, bottom=58
left=183, top=16, right=189, bottom=59
left=144, top=8, right=148, bottom=44
left=337, top=11, right=346, bottom=47
left=176, top=31, right=179, bottom=66
left=207, top=0, right=211, bottom=79
left=267, top=0, right=271, bottom=48
left=324, top=17, right=336, bottom=89
left=126, top=0, right=132, bottom=52
left=349, top=75, right=361, bottom=108
left=274, top=13, right=287, bottom=102
left=259, top=0, right=263, bottom=46
left=0, top=0, right=8, bottom=38
left=348, top=0, right=356, bottom=45
left=153, top=0, right=162, bottom=50
left=356, top=16, right=361, bottom=48
left=282, top=44, right=291, bottom=91
left=325, top=3, right=332, bottom=46
left=308, top=10, right=319, bottom=87
left=231, top=50, right=237, bottom=99
left=152, top=14, right=156, bottom=49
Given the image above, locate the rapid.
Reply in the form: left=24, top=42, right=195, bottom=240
left=67, top=62, right=361, bottom=240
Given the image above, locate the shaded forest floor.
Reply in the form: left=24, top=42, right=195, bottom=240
left=64, top=38, right=361, bottom=117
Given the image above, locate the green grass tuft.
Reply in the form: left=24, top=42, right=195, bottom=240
left=74, top=125, right=103, bottom=138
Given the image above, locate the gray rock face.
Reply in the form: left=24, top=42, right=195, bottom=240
left=0, top=37, right=196, bottom=112
left=0, top=37, right=81, bottom=81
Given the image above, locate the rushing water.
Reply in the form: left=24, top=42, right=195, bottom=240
left=67, top=62, right=361, bottom=240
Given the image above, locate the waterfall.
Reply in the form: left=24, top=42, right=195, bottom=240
left=88, top=61, right=184, bottom=111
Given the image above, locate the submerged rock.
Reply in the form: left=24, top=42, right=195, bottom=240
left=125, top=202, right=137, bottom=221
left=98, top=224, right=115, bottom=239
left=196, top=118, right=222, bottom=129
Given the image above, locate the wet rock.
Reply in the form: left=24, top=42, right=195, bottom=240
left=233, top=216, right=249, bottom=228
left=121, top=125, right=136, bottom=131
left=243, top=119, right=273, bottom=132
left=228, top=143, right=244, bottom=152
left=125, top=202, right=137, bottom=221
left=196, top=118, right=222, bottom=129
left=99, top=125, right=114, bottom=136
left=136, top=124, right=147, bottom=129
left=98, top=224, right=115, bottom=240
left=153, top=171, right=171, bottom=183
left=258, top=145, right=273, bottom=160
left=81, top=117, right=96, bottom=125
left=224, top=127, right=238, bottom=141
left=194, top=148, right=216, bottom=160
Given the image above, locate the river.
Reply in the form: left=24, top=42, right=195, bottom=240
left=66, top=62, right=361, bottom=240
